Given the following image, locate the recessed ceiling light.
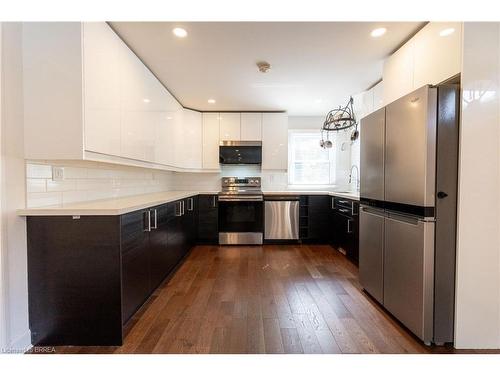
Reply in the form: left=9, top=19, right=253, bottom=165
left=371, top=27, right=387, bottom=38
left=208, top=99, right=216, bottom=104
left=315, top=99, right=323, bottom=104
left=439, top=28, right=455, bottom=37
left=142, top=98, right=150, bottom=103
left=172, top=27, right=188, bottom=38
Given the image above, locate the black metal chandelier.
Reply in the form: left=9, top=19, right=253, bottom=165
left=320, top=96, right=359, bottom=148
left=323, top=96, right=356, bottom=131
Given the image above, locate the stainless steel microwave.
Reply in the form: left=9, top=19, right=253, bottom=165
left=219, top=141, right=262, bottom=165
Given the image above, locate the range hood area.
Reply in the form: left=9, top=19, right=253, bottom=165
left=219, top=141, right=262, bottom=165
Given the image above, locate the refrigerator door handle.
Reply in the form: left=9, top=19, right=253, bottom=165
left=386, top=212, right=420, bottom=226
left=360, top=206, right=386, bottom=218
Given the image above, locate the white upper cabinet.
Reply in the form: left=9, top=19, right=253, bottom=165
left=383, top=38, right=415, bottom=105
left=372, top=81, right=384, bottom=111
left=176, top=109, right=202, bottom=169
left=353, top=90, right=374, bottom=120
left=219, top=113, right=241, bottom=141
left=262, top=113, right=288, bottom=170
left=241, top=113, right=263, bottom=141
left=202, top=113, right=221, bottom=170
left=412, top=22, right=462, bottom=88
left=82, top=22, right=121, bottom=157
left=155, top=109, right=179, bottom=167
left=383, top=22, right=462, bottom=105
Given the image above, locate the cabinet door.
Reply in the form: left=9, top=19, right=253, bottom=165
left=121, top=210, right=151, bottom=323
left=155, top=109, right=179, bottom=166
left=308, top=195, right=330, bottom=242
left=372, top=81, right=384, bottom=111
left=198, top=195, right=218, bottom=243
left=262, top=113, right=288, bottom=170
left=167, top=201, right=185, bottom=265
left=185, top=196, right=198, bottom=248
left=241, top=113, right=262, bottom=141
left=202, top=113, right=221, bottom=169
left=359, top=207, right=384, bottom=303
left=181, top=109, right=202, bottom=169
left=119, top=39, right=157, bottom=162
left=83, top=22, right=121, bottom=157
left=331, top=211, right=346, bottom=250
left=148, top=204, right=175, bottom=290
left=219, top=113, right=241, bottom=141
left=382, top=39, right=415, bottom=105
left=413, top=22, right=461, bottom=88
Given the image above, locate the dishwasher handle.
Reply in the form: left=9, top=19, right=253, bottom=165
left=264, top=195, right=300, bottom=201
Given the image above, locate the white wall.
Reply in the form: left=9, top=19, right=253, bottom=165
left=0, top=23, right=30, bottom=352
left=454, top=22, right=500, bottom=349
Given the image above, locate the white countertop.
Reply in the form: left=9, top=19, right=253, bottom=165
left=17, top=191, right=213, bottom=217
left=18, top=189, right=359, bottom=216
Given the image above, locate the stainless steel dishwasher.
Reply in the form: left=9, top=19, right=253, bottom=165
left=264, top=195, right=299, bottom=240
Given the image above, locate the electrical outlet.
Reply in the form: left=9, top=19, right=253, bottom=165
left=52, top=166, right=64, bottom=181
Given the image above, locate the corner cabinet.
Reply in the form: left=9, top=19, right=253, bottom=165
left=23, top=22, right=202, bottom=172
left=26, top=195, right=198, bottom=346
left=202, top=113, right=221, bottom=170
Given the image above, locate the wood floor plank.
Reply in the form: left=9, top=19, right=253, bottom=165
left=247, top=317, right=266, bottom=354
left=281, top=328, right=304, bottom=354
left=292, top=314, right=323, bottom=354
left=263, top=318, right=285, bottom=354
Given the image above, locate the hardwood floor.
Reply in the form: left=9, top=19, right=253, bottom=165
left=39, top=244, right=498, bottom=354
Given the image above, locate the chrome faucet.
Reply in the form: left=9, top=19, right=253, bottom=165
left=349, top=165, right=360, bottom=192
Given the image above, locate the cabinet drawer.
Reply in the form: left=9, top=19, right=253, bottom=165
left=333, top=197, right=359, bottom=216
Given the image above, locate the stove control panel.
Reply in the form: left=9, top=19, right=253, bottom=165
left=221, top=177, right=261, bottom=188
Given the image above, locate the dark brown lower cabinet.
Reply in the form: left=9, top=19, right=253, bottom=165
left=330, top=196, right=359, bottom=264
left=26, top=196, right=197, bottom=346
left=197, top=194, right=218, bottom=244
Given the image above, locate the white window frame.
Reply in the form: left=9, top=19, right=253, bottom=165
left=288, top=130, right=336, bottom=186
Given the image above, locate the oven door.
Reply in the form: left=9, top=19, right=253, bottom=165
left=218, top=198, right=264, bottom=244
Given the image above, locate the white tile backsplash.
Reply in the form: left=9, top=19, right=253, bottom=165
left=26, top=178, right=46, bottom=193
left=25, top=161, right=176, bottom=208
left=26, top=163, right=52, bottom=179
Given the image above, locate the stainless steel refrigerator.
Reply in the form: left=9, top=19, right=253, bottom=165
left=359, top=84, right=459, bottom=345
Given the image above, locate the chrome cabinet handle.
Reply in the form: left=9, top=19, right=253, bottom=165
left=188, top=197, right=193, bottom=211
left=347, top=219, right=353, bottom=233
left=181, top=200, right=185, bottom=216
left=331, top=197, right=335, bottom=209
left=175, top=201, right=182, bottom=217
left=151, top=209, right=158, bottom=229
left=339, top=208, right=350, bottom=213
left=212, top=195, right=217, bottom=208
left=144, top=210, right=151, bottom=232
left=339, top=200, right=349, bottom=204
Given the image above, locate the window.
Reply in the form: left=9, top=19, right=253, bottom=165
left=288, top=130, right=336, bottom=185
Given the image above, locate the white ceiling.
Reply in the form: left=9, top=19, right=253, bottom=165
left=110, top=22, right=425, bottom=116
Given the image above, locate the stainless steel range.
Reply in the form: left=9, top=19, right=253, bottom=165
left=218, top=177, right=264, bottom=245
